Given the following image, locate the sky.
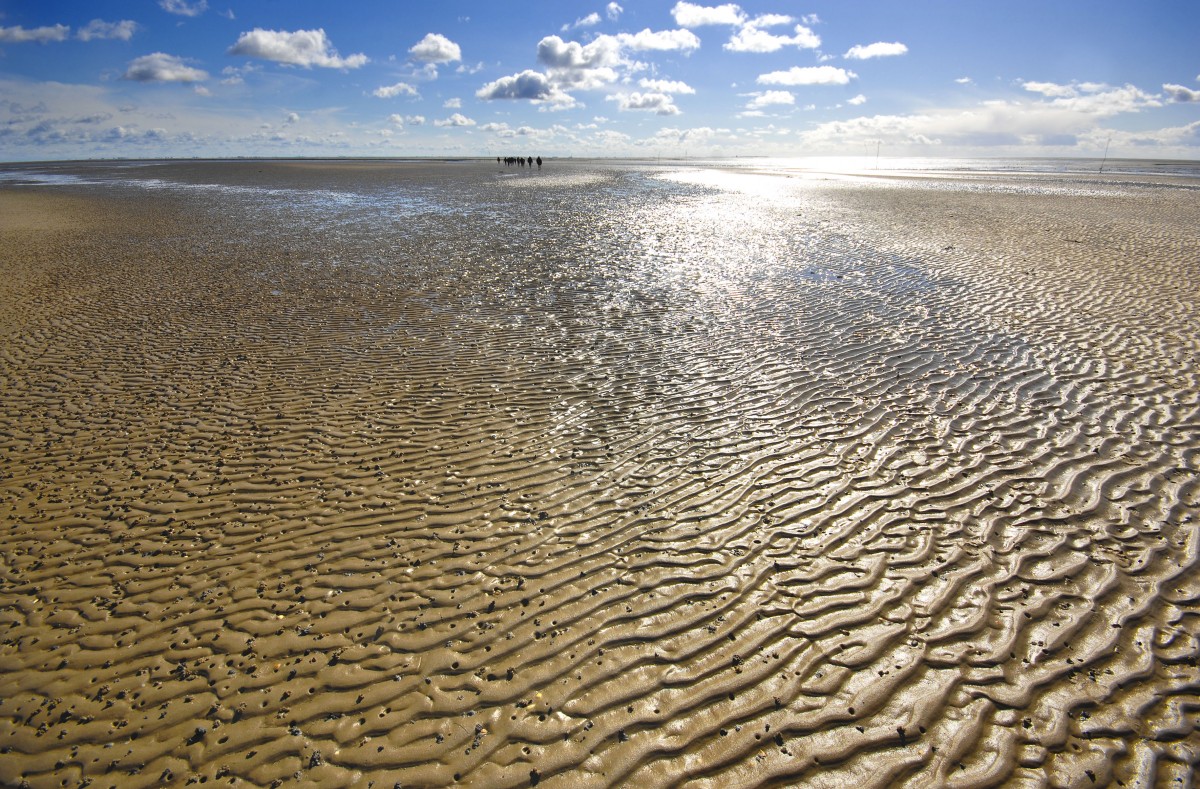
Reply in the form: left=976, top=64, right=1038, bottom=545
left=1, top=0, right=1198, bottom=161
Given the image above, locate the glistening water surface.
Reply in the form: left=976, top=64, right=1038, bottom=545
left=1, top=160, right=1198, bottom=787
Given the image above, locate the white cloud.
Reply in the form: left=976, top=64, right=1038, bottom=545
left=1120, top=120, right=1200, bottom=149
left=1022, top=80, right=1077, bottom=98
left=725, top=24, right=819, bottom=53
left=1164, top=83, right=1200, bottom=102
left=1049, top=85, right=1160, bottom=115
left=159, top=0, right=207, bottom=17
left=534, top=35, right=622, bottom=91
left=607, top=2, right=623, bottom=20
left=639, top=78, right=695, bottom=94
left=647, top=126, right=723, bottom=145
left=793, top=84, right=1171, bottom=154
left=610, top=91, right=680, bottom=115
left=955, top=77, right=974, bottom=85
left=0, top=24, right=70, bottom=44
left=844, top=41, right=908, bottom=60
left=481, top=122, right=552, bottom=140
left=478, top=70, right=555, bottom=100
left=847, top=94, right=867, bottom=105
left=433, top=112, right=475, bottom=127
left=529, top=29, right=696, bottom=104
left=562, top=12, right=601, bottom=32
left=77, top=19, right=138, bottom=42
left=746, top=90, right=794, bottom=109
left=476, top=69, right=577, bottom=107
left=671, top=1, right=746, bottom=27
left=749, top=14, right=794, bottom=27
left=617, top=28, right=701, bottom=52
left=444, top=97, right=462, bottom=108
left=284, top=112, right=299, bottom=124
left=1019, top=81, right=1160, bottom=116
left=388, top=114, right=425, bottom=126
left=229, top=29, right=368, bottom=69
left=409, top=33, right=462, bottom=64
left=801, top=14, right=820, bottom=25
left=593, top=129, right=632, bottom=146
left=537, top=35, right=622, bottom=70
left=373, top=82, right=418, bottom=98
left=757, top=66, right=855, bottom=86
left=123, top=52, right=209, bottom=83
left=220, top=64, right=256, bottom=85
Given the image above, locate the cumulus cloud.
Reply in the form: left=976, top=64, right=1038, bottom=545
left=1163, top=83, right=1200, bottom=102
left=229, top=28, right=367, bottom=69
left=562, top=12, right=601, bottom=32
left=607, top=2, right=623, bottom=20
left=433, top=112, right=475, bottom=127
left=1022, top=80, right=1077, bottom=98
left=793, top=83, right=1172, bottom=154
left=477, top=70, right=557, bottom=100
left=610, top=91, right=680, bottom=115
left=0, top=24, right=70, bottom=44
left=956, top=77, right=974, bottom=85
left=159, top=0, right=207, bottom=17
left=671, top=1, right=746, bottom=27
left=123, top=52, right=209, bottom=83
left=618, top=28, right=700, bottom=52
left=847, top=94, right=867, bottom=105
left=409, top=33, right=462, bottom=64
left=484, top=28, right=698, bottom=112
left=444, top=97, right=462, bottom=108
left=639, top=78, right=695, bottom=94
left=77, top=19, right=138, bottom=41
left=845, top=41, right=908, bottom=59
left=388, top=114, right=425, bottom=126
left=648, top=126, right=723, bottom=145
left=534, top=35, right=621, bottom=91
left=480, top=122, right=550, bottom=139
left=725, top=23, right=819, bottom=52
left=1020, top=81, right=1160, bottom=115
left=746, top=90, right=794, bottom=109
left=757, top=66, right=855, bottom=86
left=537, top=35, right=621, bottom=71
left=476, top=69, right=578, bottom=108
left=749, top=14, right=794, bottom=27
left=1051, top=85, right=1160, bottom=115
left=374, top=82, right=418, bottom=98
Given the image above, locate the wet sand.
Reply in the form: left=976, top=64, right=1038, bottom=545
left=1, top=161, right=1198, bottom=787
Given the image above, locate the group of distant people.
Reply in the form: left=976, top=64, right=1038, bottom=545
left=499, top=156, right=542, bottom=168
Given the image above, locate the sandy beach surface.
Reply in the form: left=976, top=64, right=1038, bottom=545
left=1, top=160, right=1198, bottom=787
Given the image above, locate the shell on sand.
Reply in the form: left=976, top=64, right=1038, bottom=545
left=0, top=160, right=1198, bottom=787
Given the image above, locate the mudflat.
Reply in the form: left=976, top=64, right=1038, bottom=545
left=1, top=161, right=1198, bottom=787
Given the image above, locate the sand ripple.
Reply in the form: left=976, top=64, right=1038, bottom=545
left=1, top=163, right=1198, bottom=787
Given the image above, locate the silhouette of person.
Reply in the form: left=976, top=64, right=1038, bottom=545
left=536, top=156, right=542, bottom=169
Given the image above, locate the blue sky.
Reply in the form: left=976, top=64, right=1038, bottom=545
left=1, top=0, right=1198, bottom=160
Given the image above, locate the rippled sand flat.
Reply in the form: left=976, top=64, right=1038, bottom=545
left=1, top=161, right=1198, bottom=787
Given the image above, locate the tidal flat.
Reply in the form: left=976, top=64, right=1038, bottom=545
left=1, top=159, right=1198, bottom=787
